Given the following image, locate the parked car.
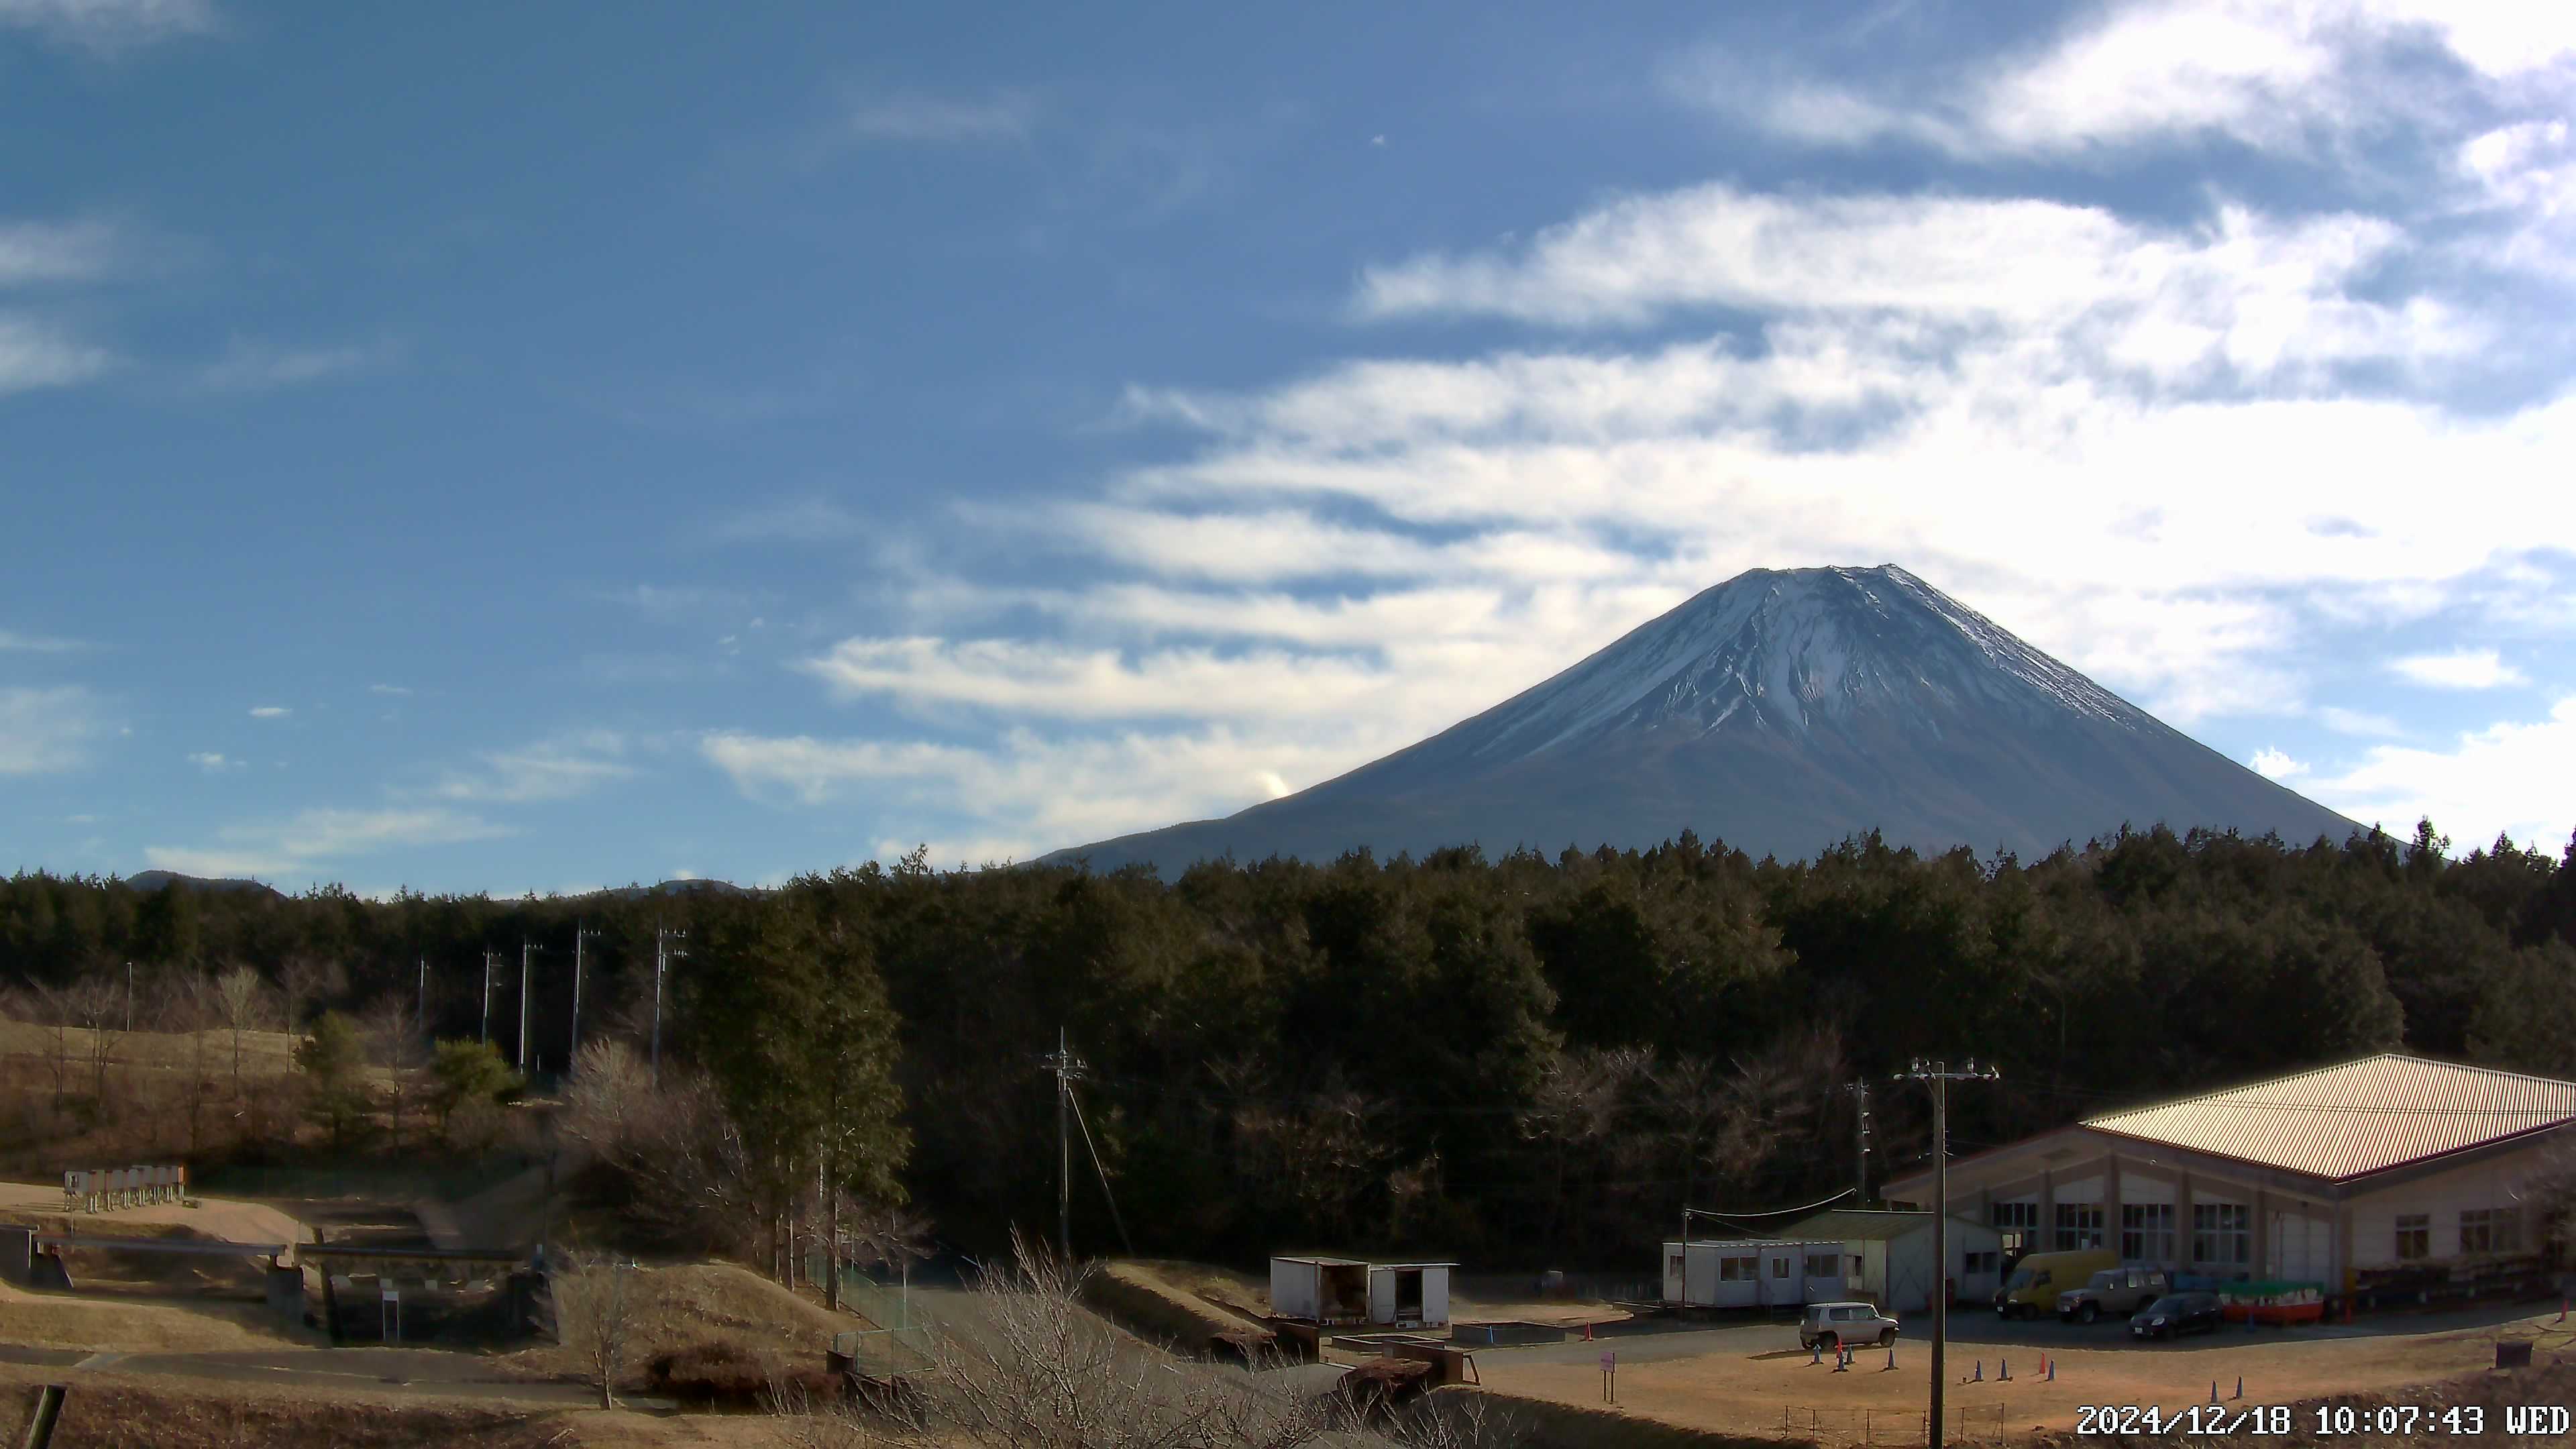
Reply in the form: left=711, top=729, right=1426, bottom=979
left=1800, top=1301, right=1900, bottom=1350
left=2129, top=1291, right=2224, bottom=1339
left=2058, top=1266, right=2171, bottom=1324
left=1994, top=1248, right=2116, bottom=1319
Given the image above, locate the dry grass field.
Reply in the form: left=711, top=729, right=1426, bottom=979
left=1477, top=1310, right=2576, bottom=1443
left=503, top=1260, right=865, bottom=1391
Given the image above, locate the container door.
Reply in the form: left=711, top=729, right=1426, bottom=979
left=1424, top=1270, right=1449, bottom=1328
left=1367, top=1267, right=1395, bottom=1324
left=1664, top=1247, right=1686, bottom=1303
left=1686, top=1245, right=1719, bottom=1305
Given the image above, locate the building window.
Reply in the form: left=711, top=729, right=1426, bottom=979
left=1719, top=1256, right=1756, bottom=1281
left=2193, top=1203, right=2250, bottom=1265
left=2122, top=1203, right=2176, bottom=1263
left=2396, top=1214, right=2430, bottom=1260
left=1773, top=1257, right=1790, bottom=1278
left=1805, top=1254, right=1839, bottom=1279
left=1963, top=1250, right=2000, bottom=1274
left=2055, top=1202, right=2104, bottom=1250
left=2459, top=1208, right=2520, bottom=1255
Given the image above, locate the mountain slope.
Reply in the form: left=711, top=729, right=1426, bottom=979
left=1047, top=565, right=2359, bottom=872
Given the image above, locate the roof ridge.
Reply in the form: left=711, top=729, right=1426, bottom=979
left=2084, top=1053, right=2576, bottom=1124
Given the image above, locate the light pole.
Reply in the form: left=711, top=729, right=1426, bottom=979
left=651, top=925, right=686, bottom=1085
left=1896, top=1058, right=1999, bottom=1447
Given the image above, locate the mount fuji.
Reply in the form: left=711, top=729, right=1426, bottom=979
left=1046, top=565, right=2360, bottom=872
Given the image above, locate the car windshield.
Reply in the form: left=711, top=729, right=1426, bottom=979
left=2086, top=1271, right=2119, bottom=1290
left=2143, top=1295, right=2186, bottom=1313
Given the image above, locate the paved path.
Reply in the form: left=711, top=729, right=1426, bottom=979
left=0, top=1338, right=669, bottom=1408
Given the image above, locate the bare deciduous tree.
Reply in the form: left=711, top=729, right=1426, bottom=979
left=277, top=957, right=347, bottom=1036
left=549, top=1248, right=639, bottom=1410
left=153, top=971, right=222, bottom=1157
left=64, top=968, right=121, bottom=1108
left=561, top=1039, right=761, bottom=1256
left=213, top=966, right=267, bottom=1097
left=364, top=994, right=430, bottom=1150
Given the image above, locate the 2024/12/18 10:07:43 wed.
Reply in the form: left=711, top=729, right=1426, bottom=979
left=2076, top=1404, right=2523, bottom=1436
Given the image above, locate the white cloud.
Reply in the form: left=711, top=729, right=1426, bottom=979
left=2308, top=697, right=2576, bottom=851
left=368, top=682, right=411, bottom=696
left=186, top=751, right=241, bottom=772
left=0, top=0, right=214, bottom=48
left=706, top=725, right=1412, bottom=855
left=0, top=219, right=123, bottom=286
left=591, top=583, right=767, bottom=622
left=2249, top=746, right=2309, bottom=780
left=0, top=627, right=84, bottom=652
left=2320, top=705, right=2408, bottom=736
left=144, top=806, right=506, bottom=880
left=2387, top=647, right=2529, bottom=689
left=248, top=705, right=290, bottom=718
left=0, top=686, right=101, bottom=774
left=435, top=732, right=633, bottom=803
left=1680, top=0, right=2576, bottom=160
left=197, top=337, right=395, bottom=392
left=0, top=315, right=115, bottom=394
left=710, top=497, right=870, bottom=544
left=845, top=92, right=1034, bottom=144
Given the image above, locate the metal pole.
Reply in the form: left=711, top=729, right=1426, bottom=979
left=1854, top=1080, right=1870, bottom=1207
left=1058, top=1027, right=1072, bottom=1261
left=19, top=1383, right=64, bottom=1449
left=651, top=933, right=663, bottom=1082
left=1932, top=1066, right=1946, bottom=1447
left=417, top=957, right=427, bottom=1044
left=125, top=961, right=133, bottom=1033
left=480, top=951, right=494, bottom=1045
left=518, top=941, right=533, bottom=1070
left=569, top=922, right=586, bottom=1063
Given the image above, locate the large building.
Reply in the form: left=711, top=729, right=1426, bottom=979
left=1878, top=1055, right=2574, bottom=1300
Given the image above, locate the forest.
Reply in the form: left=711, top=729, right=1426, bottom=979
left=4, top=817, right=2575, bottom=1273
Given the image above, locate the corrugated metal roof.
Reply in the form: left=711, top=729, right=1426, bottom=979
left=2082, top=1054, right=2576, bottom=1182
left=1782, top=1210, right=1986, bottom=1242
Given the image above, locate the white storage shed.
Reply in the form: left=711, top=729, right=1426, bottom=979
left=1366, top=1262, right=1453, bottom=1329
left=1269, top=1256, right=1371, bottom=1325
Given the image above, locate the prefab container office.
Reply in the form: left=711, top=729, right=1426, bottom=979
left=1270, top=1256, right=1371, bottom=1325
left=1366, top=1263, right=1453, bottom=1329
left=1660, top=1239, right=1853, bottom=1309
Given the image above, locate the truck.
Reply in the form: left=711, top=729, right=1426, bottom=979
left=1993, top=1248, right=2117, bottom=1319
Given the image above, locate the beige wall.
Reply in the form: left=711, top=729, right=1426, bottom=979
left=2349, top=1154, right=2538, bottom=1273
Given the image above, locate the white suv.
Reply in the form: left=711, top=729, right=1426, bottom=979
left=1799, top=1301, right=1900, bottom=1350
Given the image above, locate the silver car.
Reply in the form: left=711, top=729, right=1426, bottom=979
left=1799, top=1300, right=1900, bottom=1350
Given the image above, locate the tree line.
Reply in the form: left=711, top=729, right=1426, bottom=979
left=5, top=818, right=2575, bottom=1271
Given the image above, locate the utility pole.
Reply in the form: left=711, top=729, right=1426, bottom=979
left=651, top=925, right=686, bottom=1085
left=518, top=940, right=540, bottom=1071
left=1896, top=1059, right=1998, bottom=1448
left=480, top=950, right=500, bottom=1046
left=417, top=957, right=428, bottom=1044
left=124, top=961, right=133, bottom=1033
left=1844, top=1079, right=1874, bottom=1207
left=1041, top=1028, right=1088, bottom=1262
left=569, top=921, right=600, bottom=1065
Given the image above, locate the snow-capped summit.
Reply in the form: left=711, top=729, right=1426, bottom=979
left=1047, top=565, right=2359, bottom=872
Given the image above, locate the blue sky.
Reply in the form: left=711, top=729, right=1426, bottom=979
left=3, top=0, right=2571, bottom=894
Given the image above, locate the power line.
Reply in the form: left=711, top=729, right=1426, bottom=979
left=1066, top=1083, right=1134, bottom=1258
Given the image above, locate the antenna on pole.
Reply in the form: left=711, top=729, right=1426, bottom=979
left=1894, top=1057, right=2001, bottom=1448
left=1040, top=1028, right=1089, bottom=1263
left=569, top=920, right=601, bottom=1065
left=651, top=924, right=687, bottom=1085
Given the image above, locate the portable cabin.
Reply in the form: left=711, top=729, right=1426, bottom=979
left=1770, top=1209, right=2006, bottom=1313
left=1659, top=1238, right=1849, bottom=1309
left=1269, top=1256, right=1371, bottom=1325
left=1366, top=1262, right=1453, bottom=1328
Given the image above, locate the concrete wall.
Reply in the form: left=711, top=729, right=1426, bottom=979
left=2349, top=1152, right=2539, bottom=1273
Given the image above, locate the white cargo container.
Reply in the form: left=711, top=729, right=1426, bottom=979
left=1269, top=1256, right=1371, bottom=1324
left=1365, top=1262, right=1452, bottom=1329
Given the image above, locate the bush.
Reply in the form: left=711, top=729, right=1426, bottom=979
left=647, top=1339, right=839, bottom=1405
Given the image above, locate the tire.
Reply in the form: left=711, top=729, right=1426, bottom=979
left=1878, top=1328, right=1896, bottom=1346
left=1819, top=1333, right=1839, bottom=1352
left=2079, top=1303, right=2100, bottom=1324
